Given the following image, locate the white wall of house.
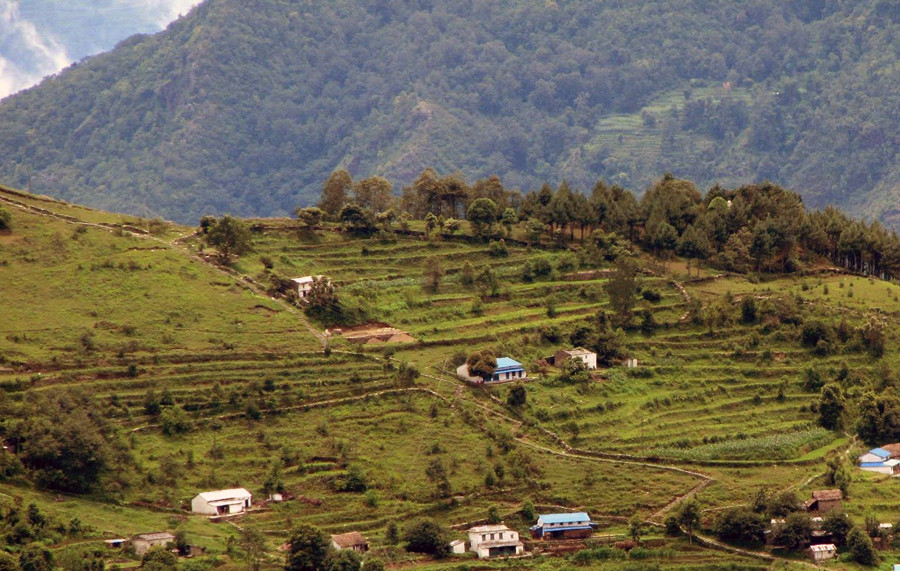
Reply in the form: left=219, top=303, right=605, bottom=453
left=860, top=464, right=894, bottom=475
left=131, top=535, right=174, bottom=556
left=859, top=452, right=889, bottom=463
left=578, top=353, right=597, bottom=369
left=191, top=489, right=252, bottom=515
left=467, top=526, right=523, bottom=559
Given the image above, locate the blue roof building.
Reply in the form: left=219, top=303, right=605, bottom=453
left=858, top=447, right=900, bottom=475
left=530, top=512, right=594, bottom=539
left=490, top=357, right=526, bottom=382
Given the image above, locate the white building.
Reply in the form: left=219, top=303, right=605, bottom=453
left=291, top=276, right=324, bottom=299
left=449, top=539, right=466, bottom=554
left=555, top=348, right=597, bottom=370
left=807, top=543, right=836, bottom=562
left=131, top=532, right=175, bottom=556
left=191, top=488, right=252, bottom=515
left=858, top=447, right=900, bottom=474
left=467, top=524, right=524, bottom=558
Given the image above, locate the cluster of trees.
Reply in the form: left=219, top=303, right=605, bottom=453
left=0, top=500, right=95, bottom=570
left=199, top=215, right=253, bottom=264
left=0, top=207, right=10, bottom=231
left=313, top=169, right=900, bottom=282
left=1, top=390, right=129, bottom=494
left=709, top=488, right=879, bottom=565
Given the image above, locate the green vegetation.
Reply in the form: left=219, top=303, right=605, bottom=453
left=2, top=2, right=900, bottom=227
left=3, top=182, right=900, bottom=571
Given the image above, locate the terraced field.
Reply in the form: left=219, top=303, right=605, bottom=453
left=2, top=186, right=899, bottom=569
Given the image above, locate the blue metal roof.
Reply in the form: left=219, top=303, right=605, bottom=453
left=537, top=512, right=591, bottom=525
left=869, top=447, right=891, bottom=458
left=495, top=357, right=524, bottom=371
left=861, top=462, right=888, bottom=467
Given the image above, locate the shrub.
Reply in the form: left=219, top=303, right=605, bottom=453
left=846, top=526, right=877, bottom=565
left=160, top=405, right=193, bottom=435
left=801, top=320, right=834, bottom=348
left=713, top=507, right=766, bottom=545
left=403, top=519, right=450, bottom=557
left=641, top=289, right=661, bottom=302
left=488, top=239, right=509, bottom=257
left=532, top=258, right=553, bottom=276
left=556, top=251, right=578, bottom=272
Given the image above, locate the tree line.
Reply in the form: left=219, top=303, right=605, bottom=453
left=310, top=168, right=900, bottom=280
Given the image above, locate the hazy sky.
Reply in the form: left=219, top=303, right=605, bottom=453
left=0, top=0, right=199, bottom=99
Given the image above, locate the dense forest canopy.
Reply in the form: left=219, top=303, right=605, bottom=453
left=0, top=0, right=898, bottom=224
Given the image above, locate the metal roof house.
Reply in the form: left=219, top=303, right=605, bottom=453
left=191, top=488, right=252, bottom=515
left=807, top=543, right=836, bottom=562
left=491, top=358, right=526, bottom=382
left=859, top=447, right=900, bottom=474
left=457, top=357, right=527, bottom=384
left=530, top=512, right=594, bottom=540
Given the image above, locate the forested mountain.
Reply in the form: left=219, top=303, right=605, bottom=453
left=0, top=0, right=898, bottom=224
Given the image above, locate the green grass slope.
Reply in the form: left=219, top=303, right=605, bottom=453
left=1, top=188, right=900, bottom=570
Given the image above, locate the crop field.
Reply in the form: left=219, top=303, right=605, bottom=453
left=2, top=187, right=900, bottom=569
left=582, top=83, right=755, bottom=190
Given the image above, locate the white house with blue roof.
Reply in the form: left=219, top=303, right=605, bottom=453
left=491, top=357, right=526, bottom=382
left=859, top=447, right=900, bottom=475
left=530, top=512, right=594, bottom=540
left=457, top=356, right=527, bottom=384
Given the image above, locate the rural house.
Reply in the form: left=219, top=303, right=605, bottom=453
left=449, top=539, right=466, bottom=554
left=491, top=358, right=526, bottom=382
left=330, top=532, right=369, bottom=553
left=457, top=357, right=527, bottom=384
left=466, top=524, right=524, bottom=558
left=858, top=447, right=900, bottom=474
left=291, top=275, right=325, bottom=299
left=530, top=512, right=594, bottom=540
left=191, top=488, right=252, bottom=515
left=807, top=543, right=836, bottom=562
left=554, top=348, right=597, bottom=370
left=803, top=489, right=843, bottom=513
left=131, top=532, right=175, bottom=556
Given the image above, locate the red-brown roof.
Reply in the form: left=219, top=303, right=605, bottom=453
left=331, top=532, right=367, bottom=549
left=812, top=489, right=843, bottom=501
left=880, top=443, right=900, bottom=456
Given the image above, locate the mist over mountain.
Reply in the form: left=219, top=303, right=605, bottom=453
left=0, top=0, right=197, bottom=99
left=0, top=0, right=898, bottom=225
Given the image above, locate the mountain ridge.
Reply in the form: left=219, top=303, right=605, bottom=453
left=0, top=0, right=898, bottom=225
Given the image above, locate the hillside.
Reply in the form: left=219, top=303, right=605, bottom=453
left=0, top=0, right=899, bottom=224
left=1, top=184, right=900, bottom=569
